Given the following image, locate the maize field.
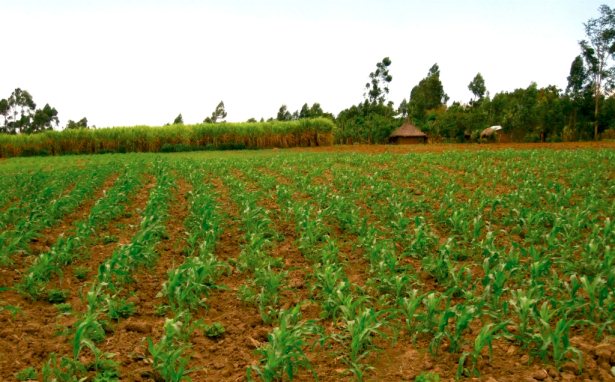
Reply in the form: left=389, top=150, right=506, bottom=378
left=0, top=145, right=614, bottom=382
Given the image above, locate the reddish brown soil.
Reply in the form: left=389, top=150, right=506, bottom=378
left=0, top=173, right=120, bottom=378
left=1, top=145, right=614, bottom=382
left=187, top=176, right=272, bottom=382
left=370, top=334, right=615, bottom=382
left=290, top=141, right=615, bottom=154
left=48, top=175, right=155, bottom=297
left=94, top=177, right=191, bottom=381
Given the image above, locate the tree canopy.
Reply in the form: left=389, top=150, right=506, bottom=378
left=66, top=117, right=88, bottom=130
left=407, top=64, right=449, bottom=122
left=578, top=4, right=615, bottom=139
left=364, top=57, right=393, bottom=105
left=468, top=73, right=487, bottom=103
left=204, top=101, right=227, bottom=123
left=0, top=88, right=58, bottom=134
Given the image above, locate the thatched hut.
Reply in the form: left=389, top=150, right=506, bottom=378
left=389, top=122, right=428, bottom=144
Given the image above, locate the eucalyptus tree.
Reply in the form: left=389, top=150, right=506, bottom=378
left=204, top=101, right=227, bottom=123
left=408, top=63, right=449, bottom=122
left=468, top=73, right=487, bottom=104
left=579, top=4, right=615, bottom=139
left=364, top=57, right=393, bottom=105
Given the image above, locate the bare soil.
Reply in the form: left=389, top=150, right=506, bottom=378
left=290, top=141, right=615, bottom=154
left=0, top=173, right=120, bottom=378
left=94, top=177, right=191, bottom=381
left=1, top=145, right=614, bottom=381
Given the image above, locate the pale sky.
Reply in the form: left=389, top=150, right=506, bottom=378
left=0, top=0, right=608, bottom=127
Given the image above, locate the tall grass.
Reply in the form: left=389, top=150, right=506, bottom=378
left=0, top=118, right=335, bottom=157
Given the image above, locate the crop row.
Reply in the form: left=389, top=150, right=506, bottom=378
left=0, top=148, right=612, bottom=381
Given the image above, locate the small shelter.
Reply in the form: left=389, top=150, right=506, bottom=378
left=389, top=122, right=428, bottom=144
left=480, top=125, right=503, bottom=140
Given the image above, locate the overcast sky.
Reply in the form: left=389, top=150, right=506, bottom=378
left=0, top=0, right=607, bottom=127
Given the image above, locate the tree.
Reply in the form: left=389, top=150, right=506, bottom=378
left=468, top=73, right=487, bottom=103
left=66, top=117, right=89, bottom=130
left=1, top=88, right=36, bottom=134
left=299, top=103, right=310, bottom=119
left=204, top=101, right=227, bottom=123
left=397, top=99, right=408, bottom=118
left=567, top=56, right=589, bottom=97
left=364, top=57, right=393, bottom=104
left=0, top=88, right=60, bottom=134
left=566, top=55, right=591, bottom=133
left=29, top=104, right=59, bottom=133
left=276, top=105, right=292, bottom=121
left=337, top=57, right=397, bottom=144
left=579, top=4, right=615, bottom=140
left=298, top=102, right=327, bottom=119
left=173, top=114, right=184, bottom=125
left=0, top=99, right=8, bottom=129
left=408, top=64, right=449, bottom=122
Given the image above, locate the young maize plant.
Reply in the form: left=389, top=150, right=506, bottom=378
left=223, top=174, right=281, bottom=272
left=96, top=163, right=174, bottom=295
left=19, top=164, right=144, bottom=299
left=1, top=147, right=612, bottom=382
left=161, top=254, right=227, bottom=312
left=248, top=305, right=323, bottom=382
left=0, top=170, right=62, bottom=229
left=145, top=163, right=230, bottom=381
left=41, top=162, right=175, bottom=381
left=0, top=166, right=113, bottom=265
left=239, top=265, right=288, bottom=324
left=529, top=302, right=583, bottom=370
left=456, top=321, right=510, bottom=378
left=148, top=313, right=195, bottom=382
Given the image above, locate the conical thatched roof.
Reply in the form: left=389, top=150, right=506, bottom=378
left=389, top=122, right=427, bottom=138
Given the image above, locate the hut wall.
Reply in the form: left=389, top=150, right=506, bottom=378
left=397, top=136, right=426, bottom=144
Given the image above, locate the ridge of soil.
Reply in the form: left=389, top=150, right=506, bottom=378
left=95, top=177, right=191, bottom=381
left=0, top=172, right=120, bottom=378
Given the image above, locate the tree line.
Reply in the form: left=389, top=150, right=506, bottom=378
left=2, top=5, right=613, bottom=143
left=336, top=4, right=615, bottom=143
left=164, top=4, right=615, bottom=143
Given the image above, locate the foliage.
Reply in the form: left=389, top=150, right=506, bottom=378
left=0, top=88, right=58, bottom=134
left=173, top=114, right=184, bottom=125
left=277, top=105, right=293, bottom=121
left=0, top=118, right=335, bottom=157
left=408, top=63, right=449, bottom=122
left=579, top=4, right=615, bottom=139
left=47, top=289, right=69, bottom=304
left=15, top=366, right=37, bottom=381
left=336, top=101, right=398, bottom=144
left=1, top=147, right=613, bottom=381
left=415, top=371, right=440, bottom=382
left=203, top=322, right=225, bottom=338
left=203, top=101, right=227, bottom=123
left=364, top=57, right=393, bottom=105
left=148, top=314, right=194, bottom=382
left=248, top=305, right=322, bottom=382
left=468, top=73, right=487, bottom=103
left=335, top=57, right=398, bottom=144
left=65, top=117, right=88, bottom=130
